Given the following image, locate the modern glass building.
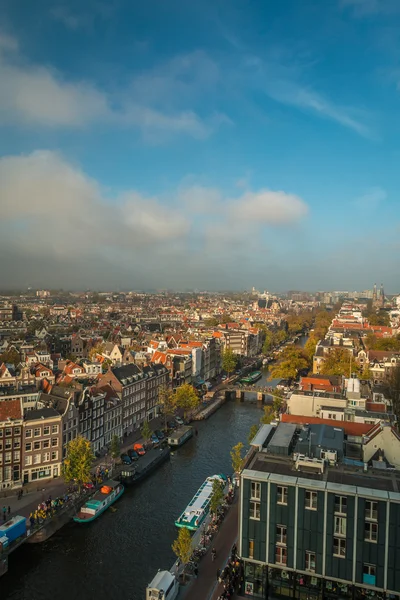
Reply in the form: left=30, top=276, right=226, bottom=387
left=238, top=423, right=400, bottom=600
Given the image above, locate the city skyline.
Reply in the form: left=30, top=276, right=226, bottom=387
left=0, top=0, right=400, bottom=291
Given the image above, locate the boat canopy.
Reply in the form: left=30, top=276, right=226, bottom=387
left=147, top=569, right=175, bottom=593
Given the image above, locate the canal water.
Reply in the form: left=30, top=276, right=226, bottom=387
left=2, top=401, right=264, bottom=600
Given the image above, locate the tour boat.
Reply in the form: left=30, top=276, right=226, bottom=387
left=240, top=371, right=262, bottom=384
left=73, top=480, right=124, bottom=523
left=175, top=474, right=227, bottom=530
left=146, top=570, right=179, bottom=600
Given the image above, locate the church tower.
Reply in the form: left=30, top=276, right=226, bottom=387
left=380, top=283, right=385, bottom=307
left=372, top=283, right=377, bottom=304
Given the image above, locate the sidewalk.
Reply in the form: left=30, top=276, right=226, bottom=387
left=180, top=499, right=239, bottom=600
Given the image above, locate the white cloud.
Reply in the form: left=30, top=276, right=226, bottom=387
left=0, top=33, right=226, bottom=139
left=178, top=185, right=223, bottom=213
left=354, top=187, right=387, bottom=210
left=230, top=190, right=309, bottom=224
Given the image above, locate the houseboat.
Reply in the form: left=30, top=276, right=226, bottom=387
left=240, top=371, right=262, bottom=385
left=73, top=480, right=124, bottom=523
left=175, top=474, right=227, bottom=530
left=167, top=425, right=193, bottom=448
left=120, top=445, right=170, bottom=486
left=146, top=570, right=179, bottom=600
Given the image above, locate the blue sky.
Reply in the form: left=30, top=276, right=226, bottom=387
left=0, top=0, right=399, bottom=292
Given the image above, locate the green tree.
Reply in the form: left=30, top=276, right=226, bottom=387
left=321, top=347, right=356, bottom=377
left=204, top=317, right=220, bottom=327
left=221, top=349, right=237, bottom=377
left=269, top=347, right=308, bottom=381
left=389, top=366, right=400, bottom=420
left=63, top=436, right=94, bottom=491
left=221, top=313, right=233, bottom=324
left=158, top=384, right=176, bottom=431
left=260, top=405, right=275, bottom=424
left=174, top=383, right=200, bottom=419
left=248, top=424, right=259, bottom=444
left=110, top=434, right=120, bottom=462
left=262, top=330, right=273, bottom=354
left=0, top=348, right=21, bottom=367
left=172, top=527, right=193, bottom=582
left=303, top=336, right=318, bottom=363
left=89, top=343, right=105, bottom=361
left=141, top=419, right=152, bottom=442
left=231, top=441, right=245, bottom=474
left=209, top=478, right=225, bottom=515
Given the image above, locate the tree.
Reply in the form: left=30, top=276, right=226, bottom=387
left=63, top=436, right=94, bottom=491
left=0, top=348, right=20, bottom=367
left=172, top=527, right=193, bottom=582
left=231, top=442, right=245, bottom=474
left=262, top=330, right=273, bottom=354
left=209, top=478, right=225, bottom=515
left=260, top=405, right=275, bottom=424
left=248, top=424, right=259, bottom=444
left=221, top=349, right=237, bottom=377
left=321, top=347, right=356, bottom=377
left=303, top=336, right=318, bottom=363
left=158, top=384, right=176, bottom=431
left=141, top=419, right=152, bottom=442
left=388, top=366, right=400, bottom=420
left=174, top=383, right=200, bottom=419
left=204, top=317, right=220, bottom=327
left=269, top=347, right=309, bottom=381
left=110, top=435, right=120, bottom=462
left=89, top=343, right=105, bottom=361
left=221, top=314, right=233, bottom=324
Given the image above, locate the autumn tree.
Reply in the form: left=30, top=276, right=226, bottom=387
left=158, top=384, right=176, bottom=431
left=174, top=383, right=200, bottom=419
left=260, top=405, right=275, bottom=424
left=262, top=330, right=274, bottom=354
left=141, top=419, right=152, bottom=442
left=0, top=348, right=20, bottom=368
left=172, top=527, right=193, bottom=582
left=248, top=424, right=259, bottom=444
left=303, top=336, right=318, bottom=363
left=221, top=349, right=237, bottom=377
left=321, top=347, right=356, bottom=377
left=209, top=478, right=225, bottom=515
left=110, top=435, right=121, bottom=462
left=63, top=436, right=94, bottom=491
left=269, top=347, right=308, bottom=381
left=89, top=343, right=105, bottom=361
left=389, top=366, right=400, bottom=420
left=231, top=442, right=245, bottom=474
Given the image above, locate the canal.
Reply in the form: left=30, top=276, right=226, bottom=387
left=2, top=401, right=264, bottom=600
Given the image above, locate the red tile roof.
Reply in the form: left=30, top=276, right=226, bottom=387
left=0, top=399, right=22, bottom=422
left=281, top=413, right=373, bottom=436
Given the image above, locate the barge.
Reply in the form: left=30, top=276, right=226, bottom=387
left=167, top=425, right=193, bottom=448
left=73, top=480, right=124, bottom=523
left=119, top=445, right=170, bottom=485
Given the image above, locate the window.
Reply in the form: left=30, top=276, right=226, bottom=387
left=334, top=516, right=347, bottom=536
left=5, top=440, right=11, bottom=450
left=51, top=451, right=58, bottom=460
left=363, top=564, right=376, bottom=586
left=33, top=454, right=41, bottom=464
left=277, top=486, right=288, bottom=505
left=365, top=522, right=378, bottom=542
left=276, top=525, right=287, bottom=545
left=334, top=495, right=347, bottom=514
left=51, top=438, right=58, bottom=447
left=5, top=452, right=11, bottom=464
left=365, top=500, right=378, bottom=521
left=250, top=501, right=260, bottom=520
left=52, top=424, right=59, bottom=434
left=305, top=551, right=316, bottom=572
left=25, top=455, right=32, bottom=466
left=13, top=451, right=20, bottom=462
left=43, top=452, right=50, bottom=462
left=25, top=442, right=32, bottom=451
left=34, top=428, right=41, bottom=437
left=33, top=441, right=41, bottom=450
left=275, top=545, right=287, bottom=565
left=43, top=439, right=50, bottom=449
left=251, top=481, right=261, bottom=500
left=43, top=426, right=50, bottom=435
left=305, top=490, right=317, bottom=510
left=5, top=428, right=12, bottom=437
left=25, top=429, right=32, bottom=438
left=14, top=439, right=20, bottom=448
left=248, top=540, right=254, bottom=559
left=14, top=427, right=21, bottom=435
left=333, top=537, right=346, bottom=558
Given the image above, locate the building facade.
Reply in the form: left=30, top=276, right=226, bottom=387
left=0, top=399, right=23, bottom=490
left=22, top=408, right=62, bottom=483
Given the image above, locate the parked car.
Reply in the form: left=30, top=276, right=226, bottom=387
left=175, top=416, right=184, bottom=426
left=150, top=433, right=159, bottom=444
left=120, top=453, right=132, bottom=465
left=133, top=443, right=146, bottom=456
left=127, top=449, right=139, bottom=461
left=167, top=421, right=177, bottom=430
left=155, top=429, right=165, bottom=440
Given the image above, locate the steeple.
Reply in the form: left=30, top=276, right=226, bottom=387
left=380, top=283, right=385, bottom=307
left=372, top=283, right=377, bottom=303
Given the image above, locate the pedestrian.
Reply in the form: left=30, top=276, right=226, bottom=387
left=7, top=506, right=10, bottom=515
left=217, top=568, right=221, bottom=581
left=193, top=566, right=198, bottom=578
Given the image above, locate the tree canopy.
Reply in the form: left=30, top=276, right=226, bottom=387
left=320, top=347, right=355, bottom=377
left=110, top=434, right=121, bottom=460
left=174, top=383, right=200, bottom=418
left=269, top=347, right=309, bottom=381
left=248, top=424, right=259, bottom=444
left=221, top=349, right=237, bottom=375
left=63, top=436, right=94, bottom=490
left=141, top=419, right=152, bottom=441
left=0, top=348, right=21, bottom=368
left=364, top=333, right=400, bottom=352
left=158, top=384, right=176, bottom=430
left=389, top=366, right=400, bottom=421
left=231, top=441, right=245, bottom=473
left=209, top=478, right=225, bottom=515
left=172, top=527, right=193, bottom=578
left=260, top=405, right=275, bottom=424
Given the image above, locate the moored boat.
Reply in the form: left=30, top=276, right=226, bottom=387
left=73, top=480, right=124, bottom=523
left=167, top=425, right=193, bottom=448
left=240, top=370, right=262, bottom=384
left=119, top=445, right=170, bottom=485
left=146, top=570, right=179, bottom=600
left=175, top=474, right=227, bottom=530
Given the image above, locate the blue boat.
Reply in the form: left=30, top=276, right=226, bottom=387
left=73, top=480, right=124, bottom=523
left=175, top=474, right=227, bottom=530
